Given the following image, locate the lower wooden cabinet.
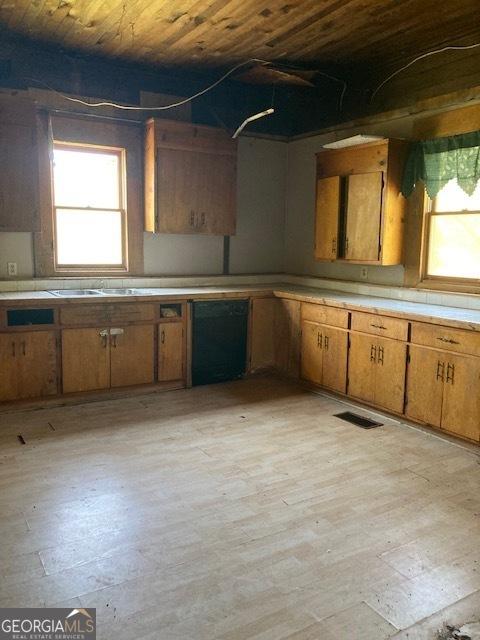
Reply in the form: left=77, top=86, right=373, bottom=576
left=158, top=323, right=184, bottom=381
left=62, top=327, right=110, bottom=393
left=300, top=321, right=348, bottom=393
left=406, top=346, right=480, bottom=442
left=0, top=331, right=57, bottom=401
left=62, top=325, right=154, bottom=394
left=110, top=325, right=155, bottom=388
left=249, top=298, right=300, bottom=377
left=348, top=333, right=407, bottom=414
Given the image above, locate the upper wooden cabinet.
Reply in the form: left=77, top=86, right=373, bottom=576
left=145, top=118, right=237, bottom=235
left=314, top=139, right=408, bottom=265
left=0, top=95, right=40, bottom=232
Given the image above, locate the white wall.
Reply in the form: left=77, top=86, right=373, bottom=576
left=0, top=233, right=34, bottom=278
left=0, top=136, right=287, bottom=279
left=284, top=116, right=419, bottom=286
left=230, top=137, right=286, bottom=274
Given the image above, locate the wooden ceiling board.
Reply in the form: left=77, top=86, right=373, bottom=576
left=0, top=0, right=479, bottom=79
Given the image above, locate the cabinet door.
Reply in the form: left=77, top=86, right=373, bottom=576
left=300, top=321, right=323, bottom=385
left=373, top=337, right=407, bottom=413
left=405, top=346, right=443, bottom=427
left=62, top=328, right=110, bottom=393
left=156, top=148, right=236, bottom=235
left=249, top=298, right=276, bottom=372
left=0, top=332, right=57, bottom=401
left=314, top=176, right=340, bottom=260
left=322, top=327, right=348, bottom=393
left=345, top=172, right=383, bottom=261
left=197, top=152, right=236, bottom=235
left=347, top=333, right=376, bottom=404
left=156, top=148, right=196, bottom=234
left=441, top=354, right=480, bottom=441
left=111, top=325, right=155, bottom=388
left=275, top=299, right=301, bottom=378
left=0, top=335, right=17, bottom=401
left=158, top=323, right=184, bottom=381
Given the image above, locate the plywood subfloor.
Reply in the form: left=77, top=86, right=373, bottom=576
left=1, top=377, right=480, bottom=639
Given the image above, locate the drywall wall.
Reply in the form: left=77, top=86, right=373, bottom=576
left=230, top=137, right=286, bottom=274
left=0, top=233, right=34, bottom=278
left=0, top=136, right=287, bottom=278
left=285, top=115, right=419, bottom=286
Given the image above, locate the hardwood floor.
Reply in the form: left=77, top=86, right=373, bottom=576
left=0, top=376, right=479, bottom=639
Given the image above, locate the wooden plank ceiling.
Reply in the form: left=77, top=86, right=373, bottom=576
left=1, top=0, right=479, bottom=77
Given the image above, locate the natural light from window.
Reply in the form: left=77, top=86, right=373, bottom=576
left=427, top=179, right=480, bottom=281
left=52, top=145, right=125, bottom=267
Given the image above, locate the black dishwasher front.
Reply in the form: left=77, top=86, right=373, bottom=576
left=192, top=299, right=249, bottom=386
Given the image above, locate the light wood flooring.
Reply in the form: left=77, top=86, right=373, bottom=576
left=1, top=377, right=480, bottom=639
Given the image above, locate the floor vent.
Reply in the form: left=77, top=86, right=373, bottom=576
left=334, top=412, right=383, bottom=429
left=17, top=435, right=26, bottom=445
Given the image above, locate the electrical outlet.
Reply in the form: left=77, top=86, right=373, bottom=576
left=7, top=262, right=17, bottom=277
left=360, top=266, right=368, bottom=280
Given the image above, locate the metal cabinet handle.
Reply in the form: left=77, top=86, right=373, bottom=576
left=111, top=335, right=117, bottom=348
left=377, top=345, right=384, bottom=365
left=437, top=336, right=460, bottom=345
left=436, top=361, right=445, bottom=382
left=21, top=341, right=26, bottom=356
left=370, top=344, right=377, bottom=362
left=446, top=363, right=455, bottom=385
left=324, top=335, right=329, bottom=351
left=200, top=212, right=206, bottom=227
left=371, top=323, right=387, bottom=330
left=99, top=329, right=109, bottom=348
left=161, top=330, right=165, bottom=344
left=11, top=341, right=15, bottom=357
left=331, top=237, right=337, bottom=255
left=190, top=210, right=195, bottom=227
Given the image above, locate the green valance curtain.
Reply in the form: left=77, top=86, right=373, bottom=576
left=401, top=130, right=480, bottom=199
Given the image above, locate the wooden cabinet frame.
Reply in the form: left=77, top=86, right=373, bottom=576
left=34, top=113, right=144, bottom=277
left=145, top=118, right=237, bottom=236
left=315, top=139, right=408, bottom=265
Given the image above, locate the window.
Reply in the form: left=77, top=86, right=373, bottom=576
left=52, top=143, right=126, bottom=270
left=425, top=179, right=480, bottom=283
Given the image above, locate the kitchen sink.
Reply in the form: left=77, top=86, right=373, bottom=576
left=100, top=288, right=146, bottom=295
left=48, top=288, right=152, bottom=297
left=49, top=289, right=103, bottom=297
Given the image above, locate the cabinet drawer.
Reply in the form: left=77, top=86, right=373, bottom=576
left=301, top=303, right=349, bottom=328
left=351, top=311, right=408, bottom=341
left=60, top=303, right=155, bottom=326
left=411, top=323, right=480, bottom=357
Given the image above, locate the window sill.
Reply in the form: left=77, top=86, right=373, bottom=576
left=417, top=279, right=480, bottom=296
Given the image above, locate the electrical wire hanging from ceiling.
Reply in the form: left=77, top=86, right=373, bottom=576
left=26, top=58, right=272, bottom=110
left=371, top=41, right=480, bottom=100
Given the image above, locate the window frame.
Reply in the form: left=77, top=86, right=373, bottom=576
left=420, top=186, right=480, bottom=292
left=51, top=141, right=128, bottom=273
left=34, top=113, right=144, bottom=278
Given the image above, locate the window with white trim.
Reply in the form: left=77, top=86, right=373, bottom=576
left=52, top=143, right=126, bottom=270
left=425, top=179, right=480, bottom=282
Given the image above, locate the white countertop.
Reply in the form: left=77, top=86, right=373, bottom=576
left=1, top=284, right=479, bottom=330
